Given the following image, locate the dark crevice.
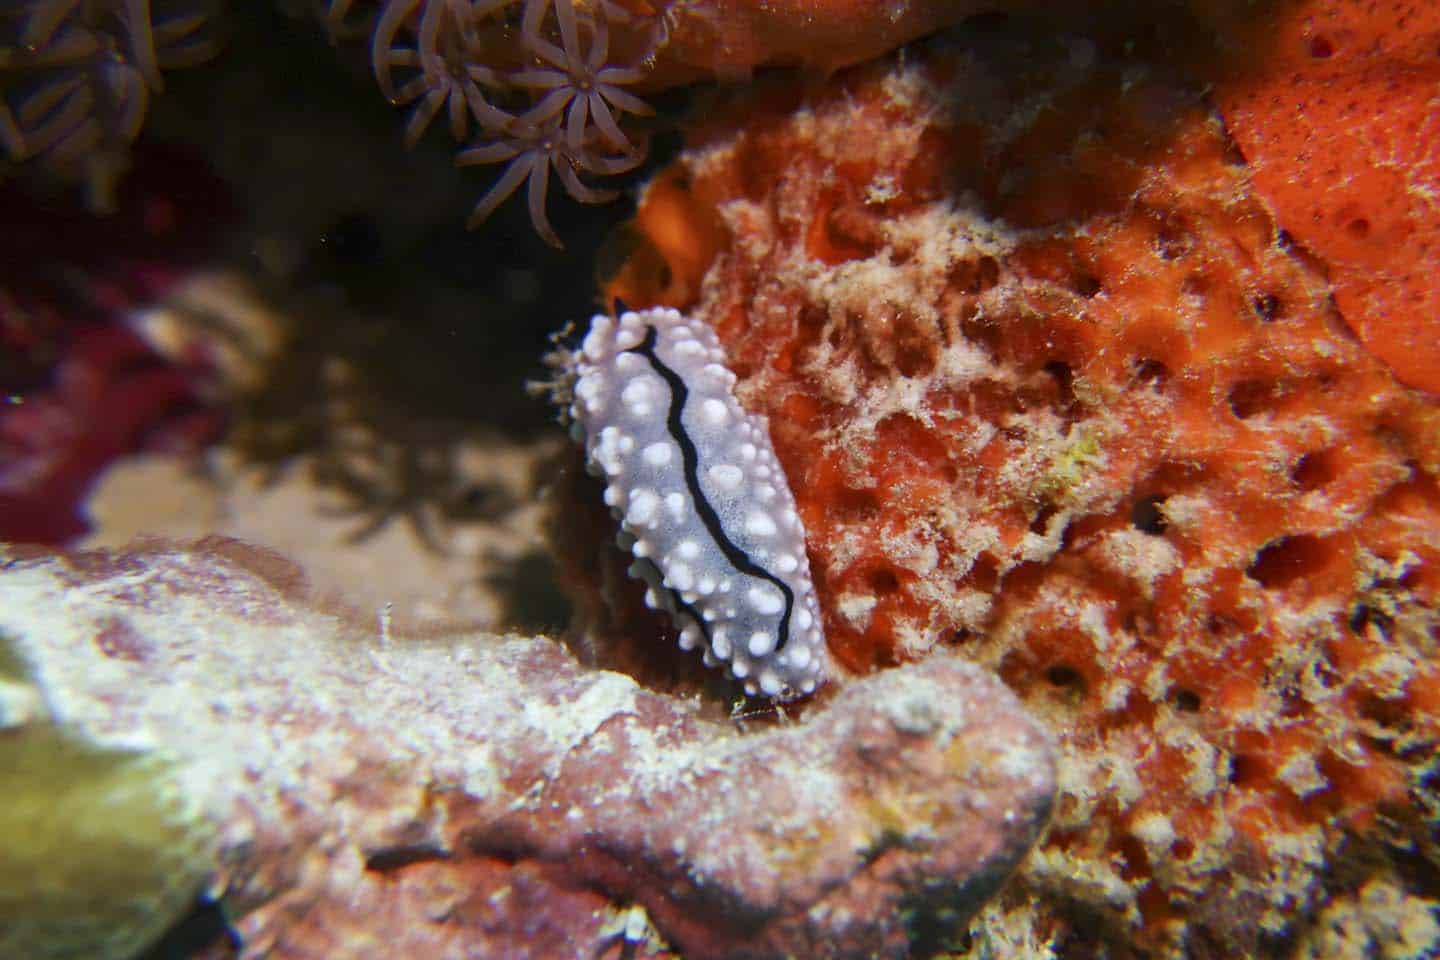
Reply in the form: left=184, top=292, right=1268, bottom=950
left=1030, top=501, right=1059, bottom=535
left=1130, top=494, right=1168, bottom=535
left=1252, top=292, right=1281, bottom=322
left=1170, top=687, right=1201, bottom=712
left=1247, top=534, right=1329, bottom=588
left=1046, top=664, right=1085, bottom=696
left=1134, top=358, right=1169, bottom=386
left=364, top=843, right=452, bottom=873
left=136, top=895, right=241, bottom=960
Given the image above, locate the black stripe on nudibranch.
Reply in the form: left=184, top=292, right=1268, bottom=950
left=625, top=325, right=796, bottom=652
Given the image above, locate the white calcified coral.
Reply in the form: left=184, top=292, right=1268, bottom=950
left=565, top=306, right=829, bottom=700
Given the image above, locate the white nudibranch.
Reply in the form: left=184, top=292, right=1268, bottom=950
left=565, top=307, right=828, bottom=700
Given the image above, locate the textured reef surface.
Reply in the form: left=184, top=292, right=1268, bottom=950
left=0, top=538, right=1054, bottom=959
left=603, top=19, right=1440, bottom=960
left=1, top=1, right=1437, bottom=958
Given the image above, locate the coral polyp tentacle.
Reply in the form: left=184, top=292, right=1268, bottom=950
left=351, top=0, right=658, bottom=244
left=0, top=0, right=221, bottom=209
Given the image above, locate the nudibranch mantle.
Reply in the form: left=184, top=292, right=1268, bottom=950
left=565, top=307, right=827, bottom=700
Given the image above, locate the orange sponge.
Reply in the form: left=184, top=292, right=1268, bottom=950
left=1214, top=0, right=1440, bottom=394
left=602, top=25, right=1440, bottom=956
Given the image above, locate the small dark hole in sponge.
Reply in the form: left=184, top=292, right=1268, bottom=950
left=1135, top=358, right=1169, bottom=386
left=365, top=844, right=450, bottom=873
left=1230, top=753, right=1263, bottom=786
left=1247, top=534, right=1329, bottom=588
left=868, top=566, right=901, bottom=594
left=969, top=552, right=1000, bottom=592
left=1044, top=360, right=1075, bottom=407
left=1046, top=664, right=1085, bottom=693
left=1030, top=502, right=1059, bottom=535
left=952, top=255, right=1002, bottom=293
left=1308, top=34, right=1334, bottom=58
left=1252, top=293, right=1280, bottom=322
left=1171, top=688, right=1201, bottom=712
left=1291, top=450, right=1337, bottom=490
left=1131, top=494, right=1168, bottom=535
left=1349, top=603, right=1394, bottom=638
left=1155, top=232, right=1188, bottom=260
left=1228, top=379, right=1274, bottom=419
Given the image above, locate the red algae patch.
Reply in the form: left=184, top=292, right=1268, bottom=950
left=605, top=24, right=1440, bottom=958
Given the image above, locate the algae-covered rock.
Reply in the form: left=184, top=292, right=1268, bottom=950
left=0, top=633, right=215, bottom=960
left=0, top=539, right=1055, bottom=959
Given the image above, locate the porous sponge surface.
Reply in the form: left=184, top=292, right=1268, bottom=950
left=1215, top=0, right=1440, bottom=395
left=610, top=28, right=1440, bottom=957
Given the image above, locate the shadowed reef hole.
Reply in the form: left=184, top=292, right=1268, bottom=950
left=1246, top=534, right=1330, bottom=588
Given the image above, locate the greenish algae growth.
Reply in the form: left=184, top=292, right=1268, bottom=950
left=0, top=634, right=216, bottom=960
left=1036, top=428, right=1105, bottom=503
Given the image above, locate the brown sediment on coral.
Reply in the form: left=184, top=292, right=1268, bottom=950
left=0, top=537, right=1055, bottom=959
left=600, top=20, right=1440, bottom=958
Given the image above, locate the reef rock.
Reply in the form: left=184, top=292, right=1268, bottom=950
left=605, top=21, right=1440, bottom=959
left=0, top=537, right=1054, bottom=959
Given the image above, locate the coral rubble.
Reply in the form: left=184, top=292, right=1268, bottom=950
left=0, top=537, right=1055, bottom=959
left=604, top=23, right=1440, bottom=958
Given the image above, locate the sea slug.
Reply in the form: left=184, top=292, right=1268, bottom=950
left=565, top=306, right=827, bottom=700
